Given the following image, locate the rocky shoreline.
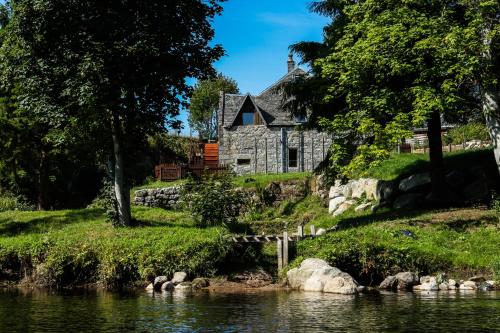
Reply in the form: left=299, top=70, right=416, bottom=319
left=144, top=258, right=499, bottom=296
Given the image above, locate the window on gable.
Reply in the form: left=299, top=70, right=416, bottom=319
left=288, top=148, right=298, bottom=168
left=242, top=112, right=254, bottom=126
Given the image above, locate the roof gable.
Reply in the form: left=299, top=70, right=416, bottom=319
left=228, top=94, right=268, bottom=127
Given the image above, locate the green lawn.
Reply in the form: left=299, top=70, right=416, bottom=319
left=0, top=207, right=230, bottom=288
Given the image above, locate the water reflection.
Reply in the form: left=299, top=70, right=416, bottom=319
left=0, top=288, right=498, bottom=332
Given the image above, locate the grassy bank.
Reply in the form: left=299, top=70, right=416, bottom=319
left=290, top=207, right=500, bottom=284
left=0, top=207, right=231, bottom=288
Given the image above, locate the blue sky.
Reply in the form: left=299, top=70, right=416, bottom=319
left=176, top=0, right=329, bottom=135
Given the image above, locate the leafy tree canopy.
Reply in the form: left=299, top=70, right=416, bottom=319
left=0, top=0, right=225, bottom=225
left=289, top=0, right=491, bottom=186
left=189, top=73, right=239, bottom=141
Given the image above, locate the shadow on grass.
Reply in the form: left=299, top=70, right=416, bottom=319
left=0, top=209, right=105, bottom=236
left=389, top=149, right=499, bottom=186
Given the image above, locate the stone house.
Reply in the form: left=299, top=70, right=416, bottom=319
left=218, top=55, right=332, bottom=175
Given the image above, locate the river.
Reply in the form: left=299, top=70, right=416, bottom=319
left=0, top=289, right=498, bottom=332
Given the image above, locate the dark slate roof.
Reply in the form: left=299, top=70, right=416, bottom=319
left=222, top=67, right=307, bottom=128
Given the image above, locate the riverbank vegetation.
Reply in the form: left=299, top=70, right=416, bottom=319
left=0, top=208, right=231, bottom=288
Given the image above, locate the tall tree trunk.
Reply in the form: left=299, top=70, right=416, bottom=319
left=426, top=110, right=446, bottom=202
left=111, top=111, right=131, bottom=226
left=37, top=149, right=48, bottom=210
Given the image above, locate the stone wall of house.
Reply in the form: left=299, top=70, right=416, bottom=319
left=219, top=125, right=332, bottom=175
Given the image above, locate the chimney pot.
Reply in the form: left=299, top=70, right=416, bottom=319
left=287, top=53, right=295, bottom=73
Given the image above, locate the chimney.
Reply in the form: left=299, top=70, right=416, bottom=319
left=287, top=53, right=295, bottom=73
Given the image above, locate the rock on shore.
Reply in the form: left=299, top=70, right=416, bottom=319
left=287, top=258, right=360, bottom=295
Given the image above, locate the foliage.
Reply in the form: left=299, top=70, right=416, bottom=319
left=288, top=0, right=489, bottom=181
left=147, top=134, right=194, bottom=164
left=87, top=179, right=119, bottom=226
left=181, top=172, right=244, bottom=229
left=232, top=172, right=310, bottom=188
left=0, top=190, right=34, bottom=212
left=0, top=207, right=231, bottom=288
left=189, top=73, right=239, bottom=140
left=363, top=148, right=499, bottom=183
left=0, top=0, right=225, bottom=225
left=446, top=123, right=491, bottom=145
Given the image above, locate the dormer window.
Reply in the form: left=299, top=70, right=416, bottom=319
left=242, top=112, right=254, bottom=126
left=234, top=96, right=264, bottom=126
left=295, top=114, right=307, bottom=123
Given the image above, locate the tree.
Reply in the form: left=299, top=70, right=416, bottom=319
left=0, top=0, right=224, bottom=225
left=287, top=0, right=484, bottom=201
left=189, top=74, right=239, bottom=141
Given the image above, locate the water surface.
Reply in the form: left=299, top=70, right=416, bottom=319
left=0, top=289, right=498, bottom=332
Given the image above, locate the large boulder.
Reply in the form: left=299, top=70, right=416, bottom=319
left=350, top=178, right=379, bottom=200
left=287, top=258, right=359, bottom=294
left=379, top=276, right=397, bottom=289
left=399, top=173, right=431, bottom=192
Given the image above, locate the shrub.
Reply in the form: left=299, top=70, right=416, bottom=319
left=0, top=191, right=34, bottom=212
left=446, top=123, right=490, bottom=145
left=181, top=172, right=244, bottom=229
left=87, top=179, right=119, bottom=225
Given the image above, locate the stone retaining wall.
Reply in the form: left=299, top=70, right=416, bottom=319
left=134, top=187, right=181, bottom=209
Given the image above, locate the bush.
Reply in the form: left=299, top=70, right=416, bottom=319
left=0, top=191, right=34, bottom=212
left=181, top=172, right=244, bottom=229
left=446, top=123, right=490, bottom=145
left=87, top=179, right=119, bottom=225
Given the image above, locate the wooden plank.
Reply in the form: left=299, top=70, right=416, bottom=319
left=310, top=225, right=316, bottom=236
left=283, top=231, right=288, bottom=268
left=277, top=239, right=283, bottom=270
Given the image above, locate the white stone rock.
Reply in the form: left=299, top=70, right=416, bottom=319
left=329, top=196, right=347, bottom=214
left=459, top=281, right=477, bottom=290
left=414, top=277, right=438, bottom=291
left=439, top=282, right=449, bottom=290
left=333, top=200, right=356, bottom=216
left=172, top=272, right=188, bottom=284
left=287, top=258, right=358, bottom=294
left=355, top=202, right=372, bottom=212
left=316, top=228, right=327, bottom=236
left=329, top=182, right=345, bottom=199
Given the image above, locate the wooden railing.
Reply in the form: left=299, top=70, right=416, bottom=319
left=154, top=163, right=228, bottom=182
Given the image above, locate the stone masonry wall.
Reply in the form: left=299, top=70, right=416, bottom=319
left=219, top=125, right=332, bottom=175
left=134, top=187, right=180, bottom=209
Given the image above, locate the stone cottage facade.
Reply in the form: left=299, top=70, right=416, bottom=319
left=218, top=55, right=332, bottom=175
